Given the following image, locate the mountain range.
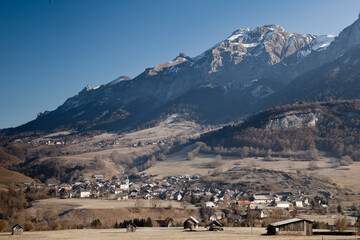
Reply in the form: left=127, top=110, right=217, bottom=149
left=4, top=14, right=360, bottom=135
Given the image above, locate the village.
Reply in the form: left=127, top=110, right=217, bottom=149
left=41, top=173, right=358, bottom=233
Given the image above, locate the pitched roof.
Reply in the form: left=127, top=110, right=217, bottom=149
left=269, top=218, right=313, bottom=227
left=127, top=222, right=137, bottom=228
left=187, top=216, right=199, bottom=224
left=209, top=221, right=222, bottom=227
left=254, top=195, right=274, bottom=200
left=12, top=224, right=23, bottom=229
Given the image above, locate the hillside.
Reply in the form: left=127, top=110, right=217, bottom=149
left=136, top=100, right=359, bottom=193
left=0, top=167, right=36, bottom=189
left=7, top=115, right=206, bottom=184
left=200, top=100, right=360, bottom=161
left=0, top=143, right=26, bottom=167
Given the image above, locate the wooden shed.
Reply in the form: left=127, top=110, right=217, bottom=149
left=12, top=224, right=23, bottom=235
left=208, top=220, right=223, bottom=231
left=267, top=218, right=313, bottom=236
left=183, top=216, right=199, bottom=231
left=155, top=217, right=174, bottom=227
left=126, top=222, right=137, bottom=232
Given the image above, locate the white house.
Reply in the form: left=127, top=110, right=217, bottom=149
left=205, top=201, right=216, bottom=208
left=295, top=200, right=304, bottom=208
left=120, top=178, right=130, bottom=191
left=114, top=188, right=122, bottom=194
left=251, top=194, right=274, bottom=204
left=275, top=201, right=291, bottom=208
left=174, top=192, right=182, bottom=201
left=80, top=190, right=91, bottom=198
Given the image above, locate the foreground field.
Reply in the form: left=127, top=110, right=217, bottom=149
left=0, top=227, right=358, bottom=240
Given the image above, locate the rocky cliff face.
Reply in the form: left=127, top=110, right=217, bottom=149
left=264, top=111, right=320, bottom=130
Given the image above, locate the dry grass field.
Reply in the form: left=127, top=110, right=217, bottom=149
left=0, top=227, right=358, bottom=240
left=122, top=114, right=204, bottom=144
left=26, top=199, right=198, bottom=227
left=298, top=214, right=358, bottom=225
left=30, top=198, right=196, bottom=210
left=144, top=150, right=360, bottom=192
left=0, top=167, right=35, bottom=190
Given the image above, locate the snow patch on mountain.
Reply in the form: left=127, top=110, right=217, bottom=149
left=311, top=35, right=335, bottom=51
left=242, top=42, right=260, bottom=48
left=297, top=35, right=335, bottom=60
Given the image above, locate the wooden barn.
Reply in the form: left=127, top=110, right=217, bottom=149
left=126, top=222, right=137, bottom=232
left=155, top=217, right=174, bottom=227
left=183, top=216, right=199, bottom=231
left=267, top=218, right=313, bottom=236
left=12, top=224, right=23, bottom=235
left=208, top=221, right=223, bottom=231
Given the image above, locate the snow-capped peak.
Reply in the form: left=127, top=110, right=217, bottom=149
left=227, top=24, right=285, bottom=42
left=262, top=24, right=285, bottom=32
left=227, top=27, right=255, bottom=41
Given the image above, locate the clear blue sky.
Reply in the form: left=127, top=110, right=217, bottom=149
left=1, top=0, right=360, bottom=129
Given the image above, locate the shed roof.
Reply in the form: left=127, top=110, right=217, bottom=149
left=12, top=224, right=23, bottom=229
left=209, top=221, right=222, bottom=227
left=187, top=216, right=199, bottom=224
left=127, top=222, right=137, bottom=228
left=254, top=195, right=274, bottom=200
left=269, top=218, right=313, bottom=227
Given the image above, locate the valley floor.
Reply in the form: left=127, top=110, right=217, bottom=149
left=0, top=227, right=357, bottom=240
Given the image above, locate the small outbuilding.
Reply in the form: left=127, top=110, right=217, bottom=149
left=183, top=216, right=199, bottom=231
left=126, top=222, right=137, bottom=232
left=155, top=217, right=174, bottom=227
left=12, top=224, right=23, bottom=235
left=267, top=218, right=313, bottom=236
left=208, top=221, right=223, bottom=231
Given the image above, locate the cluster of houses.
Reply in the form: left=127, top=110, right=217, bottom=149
left=240, top=192, right=312, bottom=217
left=52, top=174, right=332, bottom=222
left=56, top=174, right=130, bottom=199
left=133, top=139, right=169, bottom=147
left=13, top=172, right=357, bottom=237
left=47, top=171, right=345, bottom=234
